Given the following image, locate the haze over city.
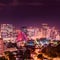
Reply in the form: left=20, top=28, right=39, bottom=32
left=0, top=0, right=60, bottom=28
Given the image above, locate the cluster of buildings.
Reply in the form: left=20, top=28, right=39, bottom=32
left=0, top=24, right=17, bottom=42
left=26, top=24, right=60, bottom=40
left=0, top=23, right=60, bottom=42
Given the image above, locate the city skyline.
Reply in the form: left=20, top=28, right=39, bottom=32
left=0, top=23, right=60, bottom=40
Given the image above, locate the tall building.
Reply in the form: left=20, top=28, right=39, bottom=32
left=1, top=24, right=17, bottom=42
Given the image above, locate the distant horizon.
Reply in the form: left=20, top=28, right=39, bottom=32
left=0, top=23, right=60, bottom=31
left=0, top=0, right=60, bottom=29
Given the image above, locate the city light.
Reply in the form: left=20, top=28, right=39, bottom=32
left=0, top=23, right=60, bottom=42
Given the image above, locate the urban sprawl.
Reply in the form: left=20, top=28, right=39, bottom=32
left=0, top=23, right=60, bottom=41
left=0, top=24, right=60, bottom=60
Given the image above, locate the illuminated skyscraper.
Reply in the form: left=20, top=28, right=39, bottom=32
left=0, top=24, right=16, bottom=42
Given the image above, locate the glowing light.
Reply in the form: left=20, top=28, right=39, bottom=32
left=27, top=24, right=60, bottom=40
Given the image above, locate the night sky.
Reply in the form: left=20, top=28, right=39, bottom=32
left=0, top=0, right=60, bottom=28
